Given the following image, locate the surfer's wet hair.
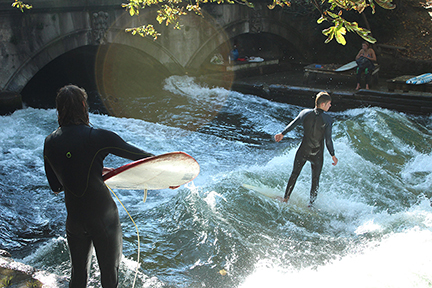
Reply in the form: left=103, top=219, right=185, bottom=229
left=315, top=91, right=332, bottom=107
left=56, top=84, right=90, bottom=126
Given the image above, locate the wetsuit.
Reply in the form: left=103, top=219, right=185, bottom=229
left=44, top=125, right=153, bottom=288
left=281, top=108, right=335, bottom=204
left=356, top=56, right=375, bottom=86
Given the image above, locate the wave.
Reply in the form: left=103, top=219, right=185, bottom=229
left=1, top=78, right=431, bottom=287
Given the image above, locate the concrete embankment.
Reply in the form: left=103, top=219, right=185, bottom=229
left=200, top=60, right=432, bottom=115
left=230, top=82, right=432, bottom=115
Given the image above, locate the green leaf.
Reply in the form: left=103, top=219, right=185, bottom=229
left=11, top=0, right=32, bottom=12
left=317, top=15, right=326, bottom=24
left=374, top=0, right=396, bottom=9
left=322, top=26, right=334, bottom=36
left=245, top=1, right=255, bottom=8
left=326, top=10, right=339, bottom=19
left=335, top=26, right=347, bottom=45
left=369, top=0, right=376, bottom=13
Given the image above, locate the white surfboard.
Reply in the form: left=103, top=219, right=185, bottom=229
left=242, top=183, right=283, bottom=199
left=335, top=61, right=357, bottom=72
left=248, top=56, right=264, bottom=63
left=103, top=152, right=200, bottom=190
left=406, top=73, right=432, bottom=84
left=242, top=183, right=317, bottom=211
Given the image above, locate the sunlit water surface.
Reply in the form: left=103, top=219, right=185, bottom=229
left=1, top=76, right=432, bottom=287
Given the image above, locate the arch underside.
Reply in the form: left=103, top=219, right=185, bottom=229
left=8, top=6, right=308, bottom=95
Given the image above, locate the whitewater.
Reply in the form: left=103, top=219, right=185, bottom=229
left=1, top=75, right=432, bottom=287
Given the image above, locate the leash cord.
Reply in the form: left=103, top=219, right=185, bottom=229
left=107, top=185, right=145, bottom=288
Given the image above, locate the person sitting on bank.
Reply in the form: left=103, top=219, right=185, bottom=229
left=230, top=44, right=239, bottom=62
left=355, top=42, right=377, bottom=90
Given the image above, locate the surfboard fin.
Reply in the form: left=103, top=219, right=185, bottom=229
left=143, top=188, right=148, bottom=203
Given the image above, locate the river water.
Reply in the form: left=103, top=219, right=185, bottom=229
left=1, top=75, right=432, bottom=287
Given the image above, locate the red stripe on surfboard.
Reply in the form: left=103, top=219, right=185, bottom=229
left=102, top=151, right=198, bottom=182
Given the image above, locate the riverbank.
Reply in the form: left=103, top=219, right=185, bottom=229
left=0, top=251, right=67, bottom=288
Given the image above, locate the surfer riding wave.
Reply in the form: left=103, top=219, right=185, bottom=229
left=274, top=91, right=338, bottom=206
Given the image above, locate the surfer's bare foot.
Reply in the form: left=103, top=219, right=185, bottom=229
left=355, top=84, right=361, bottom=90
left=366, top=84, right=370, bottom=90
left=276, top=196, right=288, bottom=203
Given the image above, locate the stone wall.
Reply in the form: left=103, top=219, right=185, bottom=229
left=0, top=0, right=316, bottom=94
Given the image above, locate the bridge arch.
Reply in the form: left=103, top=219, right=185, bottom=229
left=6, top=9, right=186, bottom=95
left=1, top=2, right=316, bottom=113
left=185, top=6, right=310, bottom=71
left=15, top=10, right=186, bottom=108
left=6, top=29, right=92, bottom=92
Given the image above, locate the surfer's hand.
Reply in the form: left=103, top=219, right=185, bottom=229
left=102, top=167, right=114, bottom=176
left=169, top=185, right=180, bottom=190
left=274, top=133, right=284, bottom=142
left=332, top=156, right=338, bottom=166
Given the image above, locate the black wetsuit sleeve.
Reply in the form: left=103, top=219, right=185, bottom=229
left=281, top=109, right=311, bottom=135
left=93, top=129, right=154, bottom=161
left=43, top=145, right=64, bottom=193
left=323, top=114, right=335, bottom=156
left=43, top=126, right=154, bottom=196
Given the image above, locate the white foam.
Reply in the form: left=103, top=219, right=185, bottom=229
left=240, top=228, right=432, bottom=288
left=401, top=152, right=432, bottom=191
left=2, top=96, right=432, bottom=288
left=163, top=75, right=230, bottom=107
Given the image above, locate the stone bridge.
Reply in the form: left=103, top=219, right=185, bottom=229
left=0, top=0, right=314, bottom=112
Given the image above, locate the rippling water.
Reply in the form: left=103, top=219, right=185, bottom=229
left=1, top=76, right=432, bottom=287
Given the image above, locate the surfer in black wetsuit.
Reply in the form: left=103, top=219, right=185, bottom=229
left=44, top=85, right=154, bottom=288
left=274, top=91, right=338, bottom=206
